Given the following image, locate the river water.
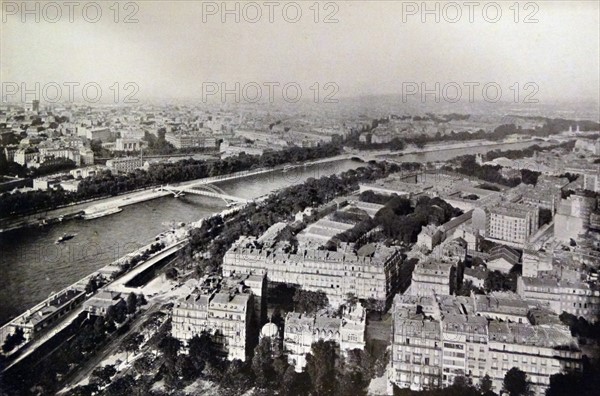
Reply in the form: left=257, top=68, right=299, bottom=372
left=0, top=140, right=552, bottom=324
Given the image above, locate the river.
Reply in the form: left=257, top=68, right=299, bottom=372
left=0, top=140, right=555, bottom=325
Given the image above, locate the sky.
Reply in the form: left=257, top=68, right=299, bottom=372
left=1, top=1, right=599, bottom=107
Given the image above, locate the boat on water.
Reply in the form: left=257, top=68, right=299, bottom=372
left=55, top=233, right=76, bottom=244
left=83, top=207, right=123, bottom=220
left=282, top=164, right=295, bottom=173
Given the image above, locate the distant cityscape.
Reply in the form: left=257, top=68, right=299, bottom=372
left=0, top=96, right=599, bottom=396
left=1, top=1, right=599, bottom=395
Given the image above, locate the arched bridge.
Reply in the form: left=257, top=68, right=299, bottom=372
left=160, top=184, right=249, bottom=205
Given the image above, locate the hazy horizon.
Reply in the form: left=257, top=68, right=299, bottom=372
left=2, top=1, right=599, bottom=108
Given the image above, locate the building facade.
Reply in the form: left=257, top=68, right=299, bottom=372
left=171, top=274, right=266, bottom=361
left=388, top=294, right=582, bottom=396
left=284, top=304, right=366, bottom=372
left=223, top=236, right=401, bottom=307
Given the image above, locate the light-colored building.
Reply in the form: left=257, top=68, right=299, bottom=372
left=410, top=260, right=454, bottom=297
left=417, top=224, right=442, bottom=251
left=106, top=156, right=144, bottom=174
left=70, top=166, right=105, bottom=179
left=13, top=148, right=39, bottom=165
left=39, top=147, right=81, bottom=166
left=7, top=288, right=85, bottom=342
left=165, top=131, right=217, bottom=149
left=284, top=304, right=366, bottom=372
left=388, top=293, right=583, bottom=395
left=484, top=202, right=539, bottom=246
left=115, top=137, right=146, bottom=151
left=79, top=147, right=95, bottom=165
left=487, top=245, right=520, bottom=274
left=554, top=193, right=597, bottom=242
left=78, top=126, right=112, bottom=141
left=83, top=290, right=125, bottom=317
left=171, top=274, right=266, bottom=361
left=487, top=322, right=581, bottom=395
left=517, top=276, right=600, bottom=322
left=223, top=236, right=402, bottom=308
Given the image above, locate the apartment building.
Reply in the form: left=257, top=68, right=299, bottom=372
left=115, top=137, right=146, bottom=151
left=284, top=304, right=366, bottom=372
left=416, top=224, right=442, bottom=251
left=487, top=322, right=581, bottom=395
left=165, top=131, right=217, bottom=149
left=475, top=202, right=539, bottom=246
left=410, top=260, right=454, bottom=297
left=388, top=294, right=582, bottom=395
left=171, top=274, right=266, bottom=361
left=223, top=236, right=401, bottom=307
left=517, top=276, right=600, bottom=321
left=106, top=156, right=144, bottom=174
left=554, top=193, right=597, bottom=241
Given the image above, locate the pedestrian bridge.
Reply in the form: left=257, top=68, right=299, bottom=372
left=160, top=184, right=249, bottom=205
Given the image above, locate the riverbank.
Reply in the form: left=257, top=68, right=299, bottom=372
left=0, top=200, right=243, bottom=369
left=0, top=155, right=350, bottom=234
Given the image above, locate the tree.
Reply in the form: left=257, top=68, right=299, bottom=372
left=90, top=365, right=117, bottom=387
left=122, top=332, right=144, bottom=362
left=280, top=366, right=310, bottom=396
left=306, top=340, right=339, bottom=396
left=219, top=359, right=254, bottom=396
left=252, top=337, right=275, bottom=388
left=293, top=289, right=329, bottom=314
left=103, top=374, right=136, bottom=396
left=503, top=367, right=531, bottom=396
left=188, top=331, right=220, bottom=373
left=2, top=327, right=25, bottom=353
left=136, top=293, right=147, bottom=307
left=175, top=354, right=197, bottom=381
left=126, top=292, right=138, bottom=315
left=158, top=335, right=182, bottom=388
left=479, top=373, right=493, bottom=394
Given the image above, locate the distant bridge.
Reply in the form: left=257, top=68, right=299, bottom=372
left=160, top=184, right=249, bottom=205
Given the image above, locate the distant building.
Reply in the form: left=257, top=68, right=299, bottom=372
left=115, top=137, right=146, bottom=151
left=165, top=131, right=217, bottom=149
left=78, top=126, right=112, bottom=141
left=13, top=148, right=39, bottom=165
left=106, top=156, right=144, bottom=174
left=79, top=148, right=95, bottom=165
left=39, top=147, right=81, bottom=166
left=70, top=166, right=104, bottom=179
left=554, top=193, right=596, bottom=241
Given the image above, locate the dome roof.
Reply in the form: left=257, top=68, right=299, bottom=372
left=260, top=322, right=279, bottom=338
